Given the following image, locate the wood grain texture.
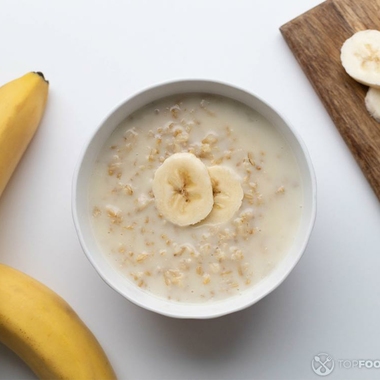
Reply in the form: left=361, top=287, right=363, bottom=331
left=280, top=0, right=380, bottom=201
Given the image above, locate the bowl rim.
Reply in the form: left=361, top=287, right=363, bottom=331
left=72, top=78, right=317, bottom=319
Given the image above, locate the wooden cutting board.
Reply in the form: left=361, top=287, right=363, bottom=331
left=280, top=0, right=380, bottom=201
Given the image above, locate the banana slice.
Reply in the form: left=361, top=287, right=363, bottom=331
left=341, top=30, right=380, bottom=88
left=201, top=166, right=243, bottom=225
left=152, top=152, right=214, bottom=226
left=365, top=87, right=380, bottom=122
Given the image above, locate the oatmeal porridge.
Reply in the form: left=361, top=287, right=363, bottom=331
left=89, top=93, right=303, bottom=303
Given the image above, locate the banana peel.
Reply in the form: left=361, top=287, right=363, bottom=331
left=0, top=71, right=48, bottom=196
left=0, top=264, right=117, bottom=380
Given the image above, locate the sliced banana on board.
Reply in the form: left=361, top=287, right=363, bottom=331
left=152, top=152, right=214, bottom=226
left=201, top=165, right=244, bottom=225
left=340, top=29, right=380, bottom=88
left=365, top=87, right=380, bottom=122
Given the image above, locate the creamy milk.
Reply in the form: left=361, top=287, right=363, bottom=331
left=89, top=94, right=303, bottom=303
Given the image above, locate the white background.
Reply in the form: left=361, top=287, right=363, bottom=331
left=1, top=0, right=379, bottom=379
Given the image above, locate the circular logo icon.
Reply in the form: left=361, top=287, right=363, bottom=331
left=312, top=353, right=335, bottom=376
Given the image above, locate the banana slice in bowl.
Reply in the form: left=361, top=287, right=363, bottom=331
left=201, top=166, right=244, bottom=225
left=152, top=152, right=214, bottom=226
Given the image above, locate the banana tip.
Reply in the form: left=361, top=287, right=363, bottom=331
left=34, top=71, right=49, bottom=84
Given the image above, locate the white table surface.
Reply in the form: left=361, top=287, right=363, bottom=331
left=1, top=1, right=379, bottom=379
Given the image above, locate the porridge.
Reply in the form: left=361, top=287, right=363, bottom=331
left=89, top=93, right=303, bottom=303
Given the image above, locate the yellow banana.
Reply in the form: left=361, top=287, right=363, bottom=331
left=0, top=72, right=48, bottom=197
left=0, top=263, right=117, bottom=379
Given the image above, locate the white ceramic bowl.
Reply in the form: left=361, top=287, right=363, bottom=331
left=72, top=80, right=316, bottom=319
